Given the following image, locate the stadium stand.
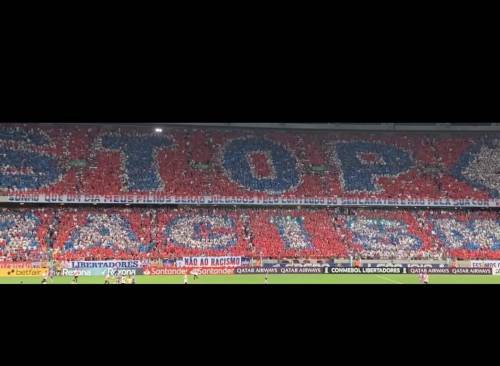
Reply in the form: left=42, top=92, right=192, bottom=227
left=0, top=207, right=498, bottom=261
left=0, top=125, right=498, bottom=199
left=0, top=124, right=498, bottom=264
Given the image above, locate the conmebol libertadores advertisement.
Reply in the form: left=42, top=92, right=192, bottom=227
left=327, top=267, right=407, bottom=274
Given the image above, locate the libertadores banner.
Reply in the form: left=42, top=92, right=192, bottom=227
left=67, top=260, right=140, bottom=269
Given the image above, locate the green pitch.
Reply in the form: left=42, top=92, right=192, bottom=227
left=2, top=274, right=500, bottom=284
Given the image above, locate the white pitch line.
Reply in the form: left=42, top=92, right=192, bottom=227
left=375, top=275, right=403, bottom=284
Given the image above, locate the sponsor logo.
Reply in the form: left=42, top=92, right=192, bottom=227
left=336, top=263, right=448, bottom=268
left=471, top=261, right=500, bottom=269
left=279, top=267, right=323, bottom=274
left=450, top=267, right=492, bottom=275
left=62, top=268, right=92, bottom=277
left=0, top=268, right=49, bottom=277
left=235, top=267, right=324, bottom=274
left=407, top=267, right=493, bottom=275
left=102, top=268, right=141, bottom=276
left=62, top=268, right=141, bottom=277
left=143, top=267, right=235, bottom=276
left=143, top=268, right=186, bottom=276
left=236, top=267, right=280, bottom=274
left=327, top=267, right=406, bottom=274
left=408, top=268, right=451, bottom=274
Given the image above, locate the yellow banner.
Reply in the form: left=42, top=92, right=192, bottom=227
left=0, top=268, right=49, bottom=277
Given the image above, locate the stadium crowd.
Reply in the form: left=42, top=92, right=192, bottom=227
left=0, top=125, right=498, bottom=200
left=0, top=207, right=498, bottom=262
left=1, top=125, right=498, bottom=264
